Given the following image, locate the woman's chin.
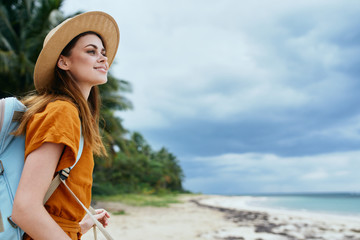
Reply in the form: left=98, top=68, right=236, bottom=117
left=94, top=78, right=108, bottom=86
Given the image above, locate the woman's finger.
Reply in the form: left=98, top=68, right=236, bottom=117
left=95, top=209, right=110, bottom=218
left=96, top=211, right=106, bottom=220
left=95, top=209, right=105, bottom=214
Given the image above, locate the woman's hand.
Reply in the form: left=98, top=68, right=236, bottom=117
left=80, top=209, right=110, bottom=234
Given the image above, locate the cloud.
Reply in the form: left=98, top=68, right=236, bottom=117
left=63, top=0, right=360, bottom=128
left=183, top=151, right=360, bottom=194
left=62, top=0, right=360, bottom=193
left=115, top=1, right=360, bottom=131
left=301, top=170, right=329, bottom=180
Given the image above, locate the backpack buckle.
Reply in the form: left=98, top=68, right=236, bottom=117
left=7, top=216, right=18, bottom=229
left=59, top=168, right=70, bottom=181
left=0, top=160, right=4, bottom=175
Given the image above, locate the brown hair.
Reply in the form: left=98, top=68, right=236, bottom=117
left=14, top=32, right=107, bottom=156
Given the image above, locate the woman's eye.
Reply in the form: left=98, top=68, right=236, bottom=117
left=87, top=50, right=96, bottom=54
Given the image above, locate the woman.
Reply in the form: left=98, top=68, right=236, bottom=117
left=11, top=11, right=120, bottom=239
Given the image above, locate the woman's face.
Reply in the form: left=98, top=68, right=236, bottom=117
left=58, top=34, right=109, bottom=89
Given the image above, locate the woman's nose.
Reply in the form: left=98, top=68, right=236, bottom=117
left=98, top=54, right=108, bottom=62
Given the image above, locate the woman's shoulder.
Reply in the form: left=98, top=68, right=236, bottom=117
left=29, top=99, right=80, bottom=126
left=25, top=99, right=82, bottom=161
left=45, top=100, right=79, bottom=115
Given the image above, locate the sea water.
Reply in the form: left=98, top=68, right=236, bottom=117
left=245, top=193, right=360, bottom=217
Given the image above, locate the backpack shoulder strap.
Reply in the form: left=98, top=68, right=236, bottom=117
left=61, top=179, right=114, bottom=240
left=70, top=127, right=84, bottom=170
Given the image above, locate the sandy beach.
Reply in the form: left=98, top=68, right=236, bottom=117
left=82, top=195, right=360, bottom=240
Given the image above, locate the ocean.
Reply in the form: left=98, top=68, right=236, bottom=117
left=243, top=192, right=360, bottom=217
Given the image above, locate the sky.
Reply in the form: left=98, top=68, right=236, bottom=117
left=62, top=0, right=360, bottom=194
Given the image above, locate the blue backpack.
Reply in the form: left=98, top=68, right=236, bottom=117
left=0, top=97, right=84, bottom=240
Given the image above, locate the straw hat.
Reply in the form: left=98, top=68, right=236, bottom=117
left=33, top=11, right=120, bottom=91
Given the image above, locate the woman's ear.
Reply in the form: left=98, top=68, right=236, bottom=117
left=57, top=55, right=70, bottom=70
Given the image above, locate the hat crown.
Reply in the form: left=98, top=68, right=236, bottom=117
left=43, top=18, right=71, bottom=48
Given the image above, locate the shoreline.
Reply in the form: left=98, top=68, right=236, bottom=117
left=199, top=195, right=360, bottom=222
left=83, top=194, right=360, bottom=240
left=196, top=195, right=360, bottom=240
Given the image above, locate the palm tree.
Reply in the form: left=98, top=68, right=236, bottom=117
left=0, top=0, right=67, bottom=97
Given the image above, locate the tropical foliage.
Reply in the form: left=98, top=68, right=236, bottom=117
left=0, top=0, right=65, bottom=97
left=0, top=0, right=185, bottom=195
left=94, top=132, right=184, bottom=195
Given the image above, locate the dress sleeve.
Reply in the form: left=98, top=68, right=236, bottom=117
left=25, top=100, right=81, bottom=168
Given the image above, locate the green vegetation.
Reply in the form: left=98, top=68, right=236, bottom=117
left=112, top=210, right=126, bottom=216
left=0, top=0, right=185, bottom=195
left=93, top=132, right=184, bottom=195
left=94, top=193, right=181, bottom=207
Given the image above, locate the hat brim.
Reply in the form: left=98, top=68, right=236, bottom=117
left=34, top=11, right=120, bottom=91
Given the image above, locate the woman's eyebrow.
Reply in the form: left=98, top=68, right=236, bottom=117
left=84, top=44, right=106, bottom=52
